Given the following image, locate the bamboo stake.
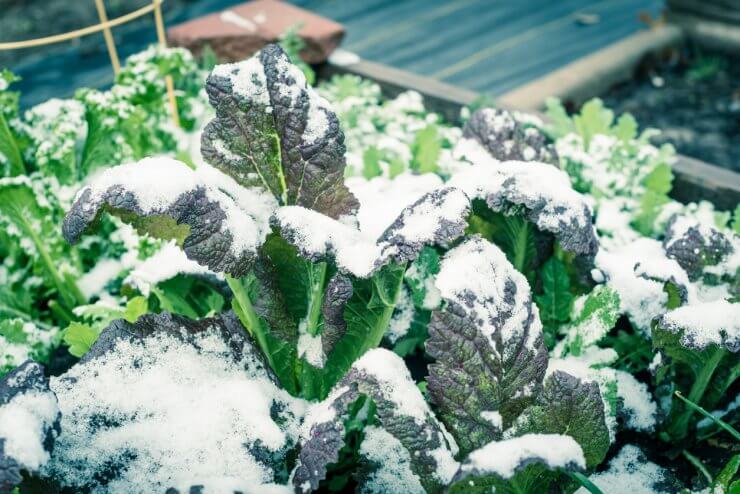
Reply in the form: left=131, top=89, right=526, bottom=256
left=94, top=0, right=121, bottom=75
left=152, top=0, right=180, bottom=128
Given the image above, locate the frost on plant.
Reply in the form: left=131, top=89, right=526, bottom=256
left=294, top=349, right=458, bottom=494
left=454, top=433, right=585, bottom=484
left=652, top=300, right=739, bottom=441
left=461, top=108, right=557, bottom=165
left=449, top=161, right=598, bottom=265
left=202, top=44, right=358, bottom=219
left=425, top=237, right=547, bottom=453
left=0, top=361, right=60, bottom=493
left=45, top=311, right=305, bottom=493
left=425, top=237, right=610, bottom=483
left=663, top=213, right=738, bottom=282
left=63, top=157, right=276, bottom=277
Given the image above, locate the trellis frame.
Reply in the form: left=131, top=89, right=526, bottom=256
left=0, top=0, right=180, bottom=127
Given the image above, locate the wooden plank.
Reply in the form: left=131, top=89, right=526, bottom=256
left=318, top=58, right=480, bottom=123
left=450, top=0, right=654, bottom=93
left=497, top=24, right=684, bottom=110
left=320, top=57, right=740, bottom=209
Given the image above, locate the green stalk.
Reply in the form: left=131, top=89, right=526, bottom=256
left=304, top=262, right=327, bottom=336
left=227, top=275, right=268, bottom=348
left=668, top=347, right=726, bottom=440
left=15, top=210, right=85, bottom=310
left=682, top=450, right=712, bottom=484
left=512, top=221, right=530, bottom=274
left=361, top=267, right=405, bottom=355
left=0, top=112, right=25, bottom=176
left=675, top=391, right=740, bottom=441
left=565, top=471, right=604, bottom=494
left=227, top=274, right=299, bottom=395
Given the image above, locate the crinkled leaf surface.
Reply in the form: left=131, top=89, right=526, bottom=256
left=652, top=301, right=739, bottom=440
left=201, top=43, right=358, bottom=219
left=274, top=186, right=470, bottom=278
left=462, top=108, right=557, bottom=164
left=663, top=214, right=734, bottom=281
left=0, top=361, right=60, bottom=493
left=293, top=349, right=458, bottom=494
left=507, top=371, right=610, bottom=469
left=425, top=237, right=547, bottom=455
left=449, top=162, right=598, bottom=262
left=63, top=157, right=276, bottom=277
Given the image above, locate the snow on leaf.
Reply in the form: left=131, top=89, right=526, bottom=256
left=124, top=241, right=215, bottom=297
left=201, top=43, right=358, bottom=219
left=655, top=300, right=739, bottom=353
left=508, top=371, right=610, bottom=468
left=47, top=311, right=305, bottom=493
left=273, top=187, right=470, bottom=278
left=455, top=433, right=585, bottom=481
left=575, top=445, right=682, bottom=494
left=0, top=361, right=60, bottom=493
left=462, top=108, right=557, bottom=164
left=63, top=157, right=276, bottom=277
left=449, top=161, right=598, bottom=260
left=378, top=187, right=470, bottom=262
left=555, top=285, right=620, bottom=357
left=426, top=237, right=547, bottom=455
left=294, top=349, right=458, bottom=494
left=595, top=238, right=692, bottom=333
left=663, top=213, right=736, bottom=281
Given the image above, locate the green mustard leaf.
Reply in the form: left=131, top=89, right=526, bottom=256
left=64, top=322, right=100, bottom=358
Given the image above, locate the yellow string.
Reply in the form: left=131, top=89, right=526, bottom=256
left=0, top=0, right=180, bottom=129
left=0, top=1, right=162, bottom=50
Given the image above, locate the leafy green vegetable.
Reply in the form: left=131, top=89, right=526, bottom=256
left=63, top=322, right=99, bottom=358
left=411, top=124, right=441, bottom=173
left=463, top=108, right=557, bottom=164
left=653, top=303, right=739, bottom=442
left=426, top=238, right=609, bottom=475
left=0, top=70, right=25, bottom=176
left=557, top=286, right=620, bottom=357
left=202, top=44, right=358, bottom=218
left=573, top=99, right=614, bottom=148
left=0, top=179, right=84, bottom=313
left=535, top=257, right=574, bottom=344
left=632, top=161, right=674, bottom=236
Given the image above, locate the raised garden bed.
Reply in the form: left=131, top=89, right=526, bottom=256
left=319, top=52, right=740, bottom=211
left=602, top=48, right=740, bottom=173
left=0, top=37, right=738, bottom=494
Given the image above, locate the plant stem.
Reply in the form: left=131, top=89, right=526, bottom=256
left=226, top=274, right=281, bottom=377
left=17, top=211, right=85, bottom=310
left=304, top=262, right=327, bottom=336
left=0, top=112, right=25, bottom=176
left=668, top=347, right=725, bottom=441
left=362, top=265, right=405, bottom=355
left=565, top=471, right=604, bottom=494
left=510, top=218, right=530, bottom=274
left=675, top=391, right=740, bottom=441
left=682, top=450, right=712, bottom=484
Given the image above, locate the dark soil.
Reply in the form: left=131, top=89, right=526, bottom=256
left=602, top=47, right=740, bottom=172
